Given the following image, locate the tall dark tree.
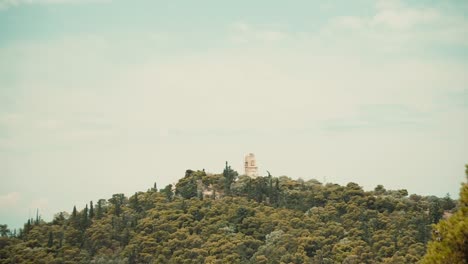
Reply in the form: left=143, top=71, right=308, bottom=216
left=161, top=184, right=174, bottom=201
left=22, top=219, right=32, bottom=237
left=0, top=224, right=10, bottom=237
left=130, top=192, right=141, bottom=212
left=223, top=161, right=238, bottom=195
left=47, top=231, right=54, bottom=247
left=176, top=170, right=198, bottom=199
left=35, top=209, right=40, bottom=225
left=96, top=200, right=103, bottom=219
left=109, top=194, right=126, bottom=217
left=428, top=200, right=443, bottom=224
left=441, top=193, right=456, bottom=211
left=89, top=201, right=94, bottom=219
left=81, top=204, right=89, bottom=229
left=72, top=206, right=77, bottom=219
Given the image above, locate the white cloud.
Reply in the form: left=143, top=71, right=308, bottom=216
left=372, top=0, right=440, bottom=29
left=228, top=21, right=287, bottom=44
left=0, top=192, right=21, bottom=208
left=330, top=16, right=366, bottom=30
left=0, top=0, right=110, bottom=10
left=328, top=0, right=440, bottom=32
left=0, top=113, right=22, bottom=127
left=319, top=0, right=468, bottom=56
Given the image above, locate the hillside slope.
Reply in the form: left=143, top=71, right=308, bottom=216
left=0, top=166, right=461, bottom=264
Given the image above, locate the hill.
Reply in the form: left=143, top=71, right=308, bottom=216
left=0, top=164, right=465, bottom=264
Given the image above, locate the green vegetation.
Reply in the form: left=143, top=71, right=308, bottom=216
left=0, top=164, right=464, bottom=264
left=420, top=165, right=468, bottom=264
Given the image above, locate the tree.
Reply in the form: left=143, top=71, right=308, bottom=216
left=176, top=170, right=199, bottom=199
left=109, top=193, right=126, bottom=217
left=0, top=166, right=454, bottom=263
left=23, top=219, right=32, bottom=235
left=428, top=199, right=443, bottom=224
left=72, top=206, right=77, bottom=219
left=35, top=209, right=40, bottom=225
left=96, top=199, right=104, bottom=219
left=223, top=162, right=238, bottom=195
left=441, top=193, right=456, bottom=211
left=81, top=204, right=89, bottom=230
left=89, top=201, right=95, bottom=219
left=420, top=164, right=468, bottom=263
left=374, top=185, right=386, bottom=195
left=0, top=224, right=10, bottom=237
left=161, top=184, right=174, bottom=201
left=130, top=192, right=142, bottom=212
left=47, top=231, right=54, bottom=247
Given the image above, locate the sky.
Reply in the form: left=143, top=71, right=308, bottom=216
left=1, top=0, right=467, bottom=230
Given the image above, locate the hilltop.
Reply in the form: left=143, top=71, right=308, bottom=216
left=0, top=164, right=466, bottom=264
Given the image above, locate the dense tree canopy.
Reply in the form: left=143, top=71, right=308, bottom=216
left=420, top=165, right=468, bottom=264
left=0, top=165, right=463, bottom=264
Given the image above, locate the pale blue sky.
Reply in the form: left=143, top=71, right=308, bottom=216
left=1, top=0, right=468, bottom=229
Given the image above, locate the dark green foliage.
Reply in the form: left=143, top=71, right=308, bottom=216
left=34, top=209, right=40, bottom=225
left=47, top=231, right=53, bottom=248
left=421, top=164, right=468, bottom=263
left=81, top=204, right=89, bottom=230
left=0, top=167, right=464, bottom=264
left=89, top=201, right=95, bottom=219
left=129, top=192, right=141, bottom=213
left=96, top=199, right=105, bottom=219
left=109, top=193, right=126, bottom=217
left=160, top=184, right=174, bottom=201
left=175, top=170, right=202, bottom=199
left=223, top=162, right=238, bottom=195
left=72, top=206, right=77, bottom=218
left=0, top=225, right=9, bottom=237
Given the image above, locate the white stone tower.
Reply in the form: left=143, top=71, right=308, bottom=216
left=244, top=153, right=258, bottom=178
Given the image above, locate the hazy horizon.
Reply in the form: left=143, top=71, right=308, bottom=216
left=1, top=0, right=467, bottom=230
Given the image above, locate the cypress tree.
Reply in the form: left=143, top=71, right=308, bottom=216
left=35, top=209, right=39, bottom=225
left=130, top=192, right=141, bottom=212
left=47, top=231, right=54, bottom=247
left=72, top=206, right=77, bottom=219
left=96, top=200, right=103, bottom=219
left=58, top=231, right=64, bottom=248
left=81, top=204, right=89, bottom=229
left=89, top=201, right=94, bottom=219
left=223, top=161, right=238, bottom=195
left=24, top=219, right=31, bottom=235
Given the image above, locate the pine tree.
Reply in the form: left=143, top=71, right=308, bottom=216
left=223, top=161, right=238, bottom=195
left=47, top=231, right=54, bottom=247
left=0, top=224, right=9, bottom=237
left=89, top=201, right=94, bottom=219
left=35, top=209, right=40, bottom=225
left=81, top=204, right=89, bottom=230
left=130, top=192, right=141, bottom=212
left=97, top=200, right=103, bottom=219
left=109, top=194, right=125, bottom=216
left=72, top=206, right=77, bottom=219
left=23, top=219, right=31, bottom=236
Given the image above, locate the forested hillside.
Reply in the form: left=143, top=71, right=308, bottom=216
left=0, top=164, right=465, bottom=264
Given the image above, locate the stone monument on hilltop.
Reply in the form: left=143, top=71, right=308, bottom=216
left=244, top=153, right=258, bottom=178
